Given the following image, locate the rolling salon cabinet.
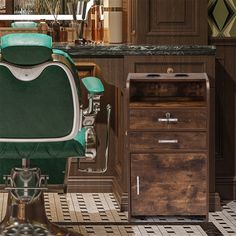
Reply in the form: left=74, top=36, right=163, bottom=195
left=126, top=73, right=210, bottom=219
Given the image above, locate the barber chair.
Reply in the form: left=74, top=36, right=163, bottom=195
left=0, top=33, right=111, bottom=236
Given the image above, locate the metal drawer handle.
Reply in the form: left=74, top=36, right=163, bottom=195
left=158, top=139, right=178, bottom=144
left=158, top=112, right=178, bottom=123
left=137, top=176, right=140, bottom=195
left=158, top=118, right=178, bottom=122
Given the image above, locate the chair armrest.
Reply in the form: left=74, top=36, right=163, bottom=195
left=82, top=77, right=104, bottom=95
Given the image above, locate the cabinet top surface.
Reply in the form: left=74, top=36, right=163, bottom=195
left=54, top=43, right=216, bottom=57
left=127, top=73, right=209, bottom=81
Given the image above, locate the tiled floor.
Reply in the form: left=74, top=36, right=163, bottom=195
left=1, top=193, right=236, bottom=235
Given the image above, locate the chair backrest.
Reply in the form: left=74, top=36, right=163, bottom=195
left=0, top=33, right=80, bottom=142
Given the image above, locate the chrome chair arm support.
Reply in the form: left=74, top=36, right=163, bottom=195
left=78, top=104, right=111, bottom=174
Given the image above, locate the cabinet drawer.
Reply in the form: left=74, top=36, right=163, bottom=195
left=129, top=132, right=207, bottom=151
left=129, top=109, right=207, bottom=130
left=130, top=153, right=207, bottom=216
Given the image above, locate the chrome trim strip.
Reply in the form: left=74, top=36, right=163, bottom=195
left=0, top=62, right=80, bottom=142
left=158, top=139, right=178, bottom=144
left=1, top=64, right=46, bottom=82
left=158, top=118, right=178, bottom=122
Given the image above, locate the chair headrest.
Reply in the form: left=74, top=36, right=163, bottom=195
left=11, top=21, right=38, bottom=28
left=1, top=33, right=53, bottom=65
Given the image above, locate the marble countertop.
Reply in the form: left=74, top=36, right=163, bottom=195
left=53, top=43, right=216, bottom=57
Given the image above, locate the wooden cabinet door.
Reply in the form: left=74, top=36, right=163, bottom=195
left=130, top=153, right=208, bottom=216
left=129, top=0, right=207, bottom=45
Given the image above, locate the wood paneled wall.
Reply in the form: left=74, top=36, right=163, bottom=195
left=123, top=0, right=208, bottom=45
left=211, top=38, right=236, bottom=200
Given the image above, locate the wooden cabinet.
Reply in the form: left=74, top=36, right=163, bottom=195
left=126, top=73, right=209, bottom=218
left=125, top=0, right=208, bottom=45
left=119, top=55, right=219, bottom=211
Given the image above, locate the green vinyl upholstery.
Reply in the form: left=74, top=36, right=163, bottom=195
left=0, top=65, right=75, bottom=139
left=82, top=76, right=104, bottom=95
left=11, top=22, right=38, bottom=28
left=1, top=33, right=52, bottom=65
left=0, top=33, right=89, bottom=184
left=52, top=49, right=75, bottom=66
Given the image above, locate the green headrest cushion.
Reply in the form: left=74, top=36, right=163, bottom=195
left=1, top=33, right=53, bottom=65
left=11, top=22, right=38, bottom=28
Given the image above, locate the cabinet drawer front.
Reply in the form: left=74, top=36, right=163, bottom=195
left=130, top=153, right=207, bottom=216
left=129, top=109, right=207, bottom=130
left=129, top=132, right=207, bottom=151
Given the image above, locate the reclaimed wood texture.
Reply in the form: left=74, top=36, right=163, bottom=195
left=129, top=132, right=207, bottom=151
left=129, top=81, right=206, bottom=101
left=127, top=73, right=209, bottom=218
left=130, top=153, right=207, bottom=216
left=129, top=109, right=207, bottom=130
left=122, top=56, right=216, bottom=213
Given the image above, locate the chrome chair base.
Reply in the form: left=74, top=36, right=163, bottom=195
left=0, top=193, right=82, bottom=236
left=1, top=223, right=53, bottom=236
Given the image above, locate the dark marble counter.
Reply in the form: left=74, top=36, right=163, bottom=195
left=53, top=43, right=216, bottom=58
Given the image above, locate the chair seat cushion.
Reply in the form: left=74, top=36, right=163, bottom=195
left=0, top=139, right=85, bottom=159
left=1, top=33, right=52, bottom=65
left=0, top=130, right=86, bottom=184
left=0, top=158, right=67, bottom=184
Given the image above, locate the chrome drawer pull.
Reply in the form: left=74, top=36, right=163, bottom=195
left=158, top=112, right=178, bottom=123
left=158, top=139, right=178, bottom=144
left=158, top=118, right=178, bottom=122
left=137, top=176, right=140, bottom=195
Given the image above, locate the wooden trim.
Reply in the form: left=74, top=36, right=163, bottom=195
left=216, top=176, right=236, bottom=200
left=67, top=176, right=114, bottom=193
left=209, top=192, right=222, bottom=212
left=112, top=177, right=128, bottom=211
left=210, top=37, right=236, bottom=45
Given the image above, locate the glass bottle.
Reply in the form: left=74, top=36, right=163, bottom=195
left=91, top=0, right=104, bottom=43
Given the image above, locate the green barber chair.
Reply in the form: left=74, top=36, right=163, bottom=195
left=0, top=33, right=111, bottom=236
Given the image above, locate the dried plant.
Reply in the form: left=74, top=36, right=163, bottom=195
left=67, top=0, right=91, bottom=21
left=34, top=0, right=48, bottom=14
left=45, top=0, right=61, bottom=21
left=67, top=0, right=79, bottom=21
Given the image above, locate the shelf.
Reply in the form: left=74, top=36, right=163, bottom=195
left=129, top=100, right=207, bottom=108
